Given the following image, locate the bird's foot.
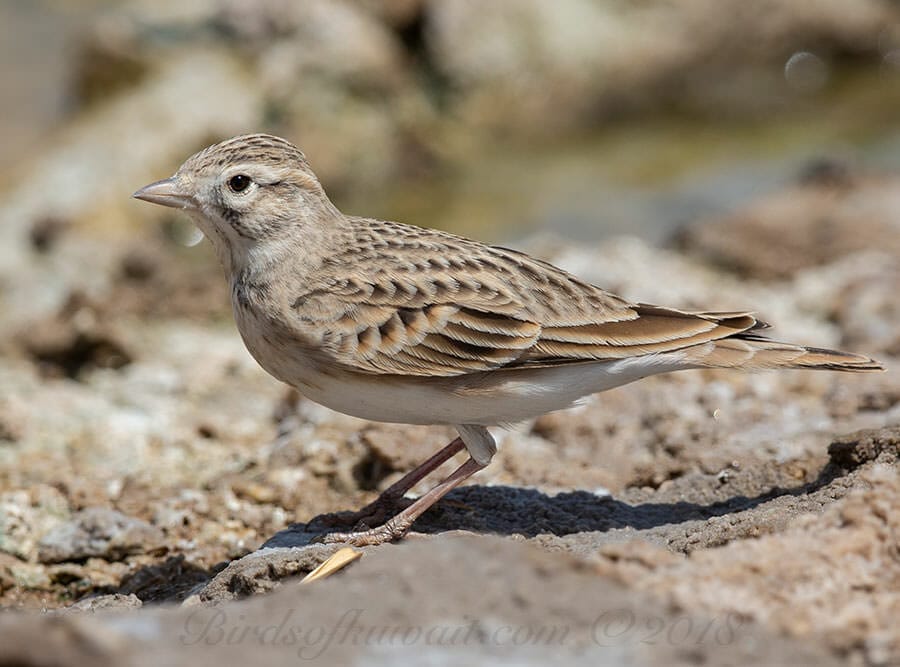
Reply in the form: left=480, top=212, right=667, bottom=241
left=313, top=514, right=415, bottom=547
left=312, top=452, right=486, bottom=547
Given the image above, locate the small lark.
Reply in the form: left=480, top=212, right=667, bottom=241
left=134, top=134, right=883, bottom=546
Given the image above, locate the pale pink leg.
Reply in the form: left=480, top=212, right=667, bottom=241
left=322, top=437, right=465, bottom=528
left=375, top=437, right=465, bottom=502
left=319, top=457, right=485, bottom=546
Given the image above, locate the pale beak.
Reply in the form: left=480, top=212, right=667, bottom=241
left=132, top=177, right=196, bottom=209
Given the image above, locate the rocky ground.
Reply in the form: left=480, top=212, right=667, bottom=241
left=1, top=1, right=899, bottom=665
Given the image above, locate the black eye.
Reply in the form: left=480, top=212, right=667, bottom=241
left=228, top=174, right=252, bottom=193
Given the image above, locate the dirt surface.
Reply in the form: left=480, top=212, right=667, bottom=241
left=2, top=535, right=854, bottom=667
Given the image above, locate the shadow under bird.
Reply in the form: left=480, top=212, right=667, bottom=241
left=133, top=134, right=883, bottom=546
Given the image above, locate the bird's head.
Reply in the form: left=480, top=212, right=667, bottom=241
left=133, top=134, right=339, bottom=271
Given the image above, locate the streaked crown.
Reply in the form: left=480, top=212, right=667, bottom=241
left=183, top=134, right=313, bottom=174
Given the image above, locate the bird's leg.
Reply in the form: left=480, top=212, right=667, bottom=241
left=372, top=437, right=466, bottom=505
left=318, top=457, right=485, bottom=546
left=318, top=425, right=495, bottom=546
left=321, top=437, right=465, bottom=528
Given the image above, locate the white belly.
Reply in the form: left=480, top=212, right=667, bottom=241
left=282, top=353, right=691, bottom=426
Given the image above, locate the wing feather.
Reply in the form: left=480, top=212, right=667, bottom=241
left=292, top=220, right=761, bottom=376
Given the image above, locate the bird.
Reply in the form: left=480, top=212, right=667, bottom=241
left=133, top=133, right=883, bottom=546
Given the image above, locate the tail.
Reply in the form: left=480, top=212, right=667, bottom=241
left=684, top=333, right=884, bottom=372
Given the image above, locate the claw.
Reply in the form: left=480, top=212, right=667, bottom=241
left=315, top=517, right=413, bottom=547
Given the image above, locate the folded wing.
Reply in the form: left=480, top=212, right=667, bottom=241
left=292, top=220, right=766, bottom=376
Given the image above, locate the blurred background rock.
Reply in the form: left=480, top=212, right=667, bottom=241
left=4, top=0, right=900, bottom=237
